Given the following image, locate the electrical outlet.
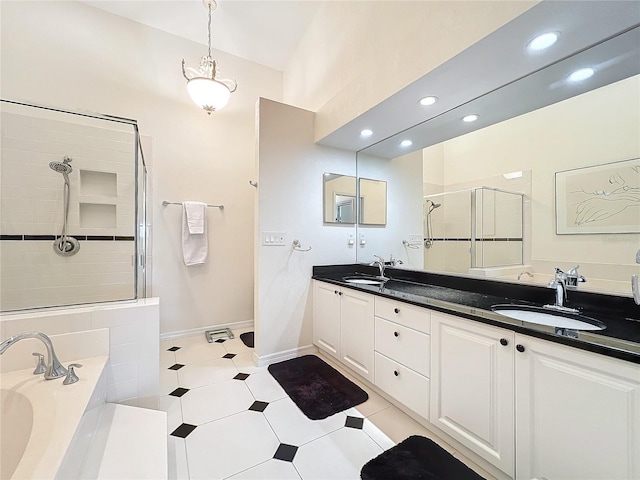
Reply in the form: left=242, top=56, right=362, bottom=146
left=262, top=231, right=286, bottom=246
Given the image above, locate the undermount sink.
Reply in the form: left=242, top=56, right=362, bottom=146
left=491, top=304, right=606, bottom=331
left=343, top=275, right=389, bottom=286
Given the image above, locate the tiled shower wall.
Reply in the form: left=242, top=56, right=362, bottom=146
left=0, top=109, right=137, bottom=310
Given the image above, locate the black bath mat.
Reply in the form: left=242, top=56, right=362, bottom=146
left=267, top=355, right=368, bottom=420
left=240, top=331, right=254, bottom=348
left=361, top=435, right=485, bottom=480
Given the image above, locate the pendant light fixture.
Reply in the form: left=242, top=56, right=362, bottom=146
left=182, top=0, right=237, bottom=114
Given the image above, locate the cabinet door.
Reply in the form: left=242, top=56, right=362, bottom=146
left=515, top=334, right=640, bottom=480
left=430, top=312, right=515, bottom=476
left=340, top=288, right=375, bottom=382
left=313, top=281, right=341, bottom=360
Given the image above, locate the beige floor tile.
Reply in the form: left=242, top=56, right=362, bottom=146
left=453, top=451, right=501, bottom=480
left=366, top=404, right=456, bottom=454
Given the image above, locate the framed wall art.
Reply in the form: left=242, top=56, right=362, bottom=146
left=555, top=158, right=640, bottom=234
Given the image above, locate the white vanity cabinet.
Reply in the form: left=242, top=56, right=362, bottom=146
left=430, top=311, right=515, bottom=476
left=431, top=310, right=640, bottom=480
left=313, top=281, right=375, bottom=382
left=313, top=281, right=342, bottom=360
left=374, top=297, right=431, bottom=419
left=514, top=334, right=640, bottom=480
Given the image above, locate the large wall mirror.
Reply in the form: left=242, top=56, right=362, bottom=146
left=358, top=178, right=387, bottom=226
left=356, top=25, right=639, bottom=297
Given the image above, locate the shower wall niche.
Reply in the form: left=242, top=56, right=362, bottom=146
left=424, top=187, right=523, bottom=274
left=0, top=100, right=148, bottom=311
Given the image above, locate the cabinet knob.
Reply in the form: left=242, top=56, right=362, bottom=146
left=394, top=308, right=400, bottom=314
left=334, top=290, right=338, bottom=295
left=338, top=291, right=343, bottom=296
left=394, top=331, right=399, bottom=338
left=516, top=344, right=525, bottom=353
left=500, top=338, right=509, bottom=346
left=393, top=370, right=399, bottom=377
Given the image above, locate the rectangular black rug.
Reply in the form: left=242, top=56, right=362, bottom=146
left=268, top=354, right=368, bottom=420
left=240, top=331, right=254, bottom=348
left=361, top=435, right=485, bottom=480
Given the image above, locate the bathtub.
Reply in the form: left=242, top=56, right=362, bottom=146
left=0, top=355, right=108, bottom=479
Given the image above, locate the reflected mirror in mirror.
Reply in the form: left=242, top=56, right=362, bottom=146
left=358, top=178, right=387, bottom=226
left=356, top=27, right=639, bottom=297
left=323, top=173, right=356, bottom=224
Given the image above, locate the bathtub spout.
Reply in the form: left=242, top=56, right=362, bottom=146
left=0, top=332, right=68, bottom=380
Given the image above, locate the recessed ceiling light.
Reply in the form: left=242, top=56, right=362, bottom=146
left=400, top=140, right=413, bottom=147
left=419, top=96, right=437, bottom=106
left=503, top=171, right=523, bottom=180
left=360, top=129, right=373, bottom=137
left=463, top=114, right=479, bottom=123
left=567, top=67, right=595, bottom=83
left=527, top=32, right=559, bottom=52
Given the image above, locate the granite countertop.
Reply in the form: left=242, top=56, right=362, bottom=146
left=312, top=264, right=640, bottom=365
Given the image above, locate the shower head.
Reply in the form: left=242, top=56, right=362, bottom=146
left=49, top=156, right=73, bottom=175
left=431, top=202, right=442, bottom=209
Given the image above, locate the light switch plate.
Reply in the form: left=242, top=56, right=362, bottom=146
left=262, top=231, right=286, bottom=246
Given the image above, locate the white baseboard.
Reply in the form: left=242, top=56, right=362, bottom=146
left=160, top=320, right=254, bottom=341
left=253, top=344, right=318, bottom=367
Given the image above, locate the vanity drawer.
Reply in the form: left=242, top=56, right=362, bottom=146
left=375, top=317, right=430, bottom=376
left=375, top=352, right=429, bottom=419
left=375, top=297, right=430, bottom=333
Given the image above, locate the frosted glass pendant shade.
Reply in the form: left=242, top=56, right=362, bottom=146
left=186, top=78, right=231, bottom=113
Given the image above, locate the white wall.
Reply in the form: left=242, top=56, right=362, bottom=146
left=283, top=1, right=537, bottom=141
left=1, top=1, right=282, bottom=334
left=255, top=99, right=356, bottom=362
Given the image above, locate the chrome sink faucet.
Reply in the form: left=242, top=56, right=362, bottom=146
left=547, top=267, right=583, bottom=313
left=0, top=331, right=68, bottom=380
left=371, top=255, right=386, bottom=277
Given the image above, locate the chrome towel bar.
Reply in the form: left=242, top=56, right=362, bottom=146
left=162, top=200, right=224, bottom=210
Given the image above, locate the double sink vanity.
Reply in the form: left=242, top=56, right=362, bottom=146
left=312, top=264, right=640, bottom=480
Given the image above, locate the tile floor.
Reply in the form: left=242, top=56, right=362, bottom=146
left=160, top=327, right=498, bottom=480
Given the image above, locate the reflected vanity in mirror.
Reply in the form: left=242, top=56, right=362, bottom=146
left=355, top=25, right=640, bottom=296
left=323, top=173, right=356, bottom=224
left=358, top=178, right=387, bottom=226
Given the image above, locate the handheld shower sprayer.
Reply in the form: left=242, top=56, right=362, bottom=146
left=49, top=156, right=80, bottom=256
left=424, top=199, right=442, bottom=249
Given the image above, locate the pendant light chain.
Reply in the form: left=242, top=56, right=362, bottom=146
left=207, top=2, right=212, bottom=59
left=181, top=0, right=237, bottom=113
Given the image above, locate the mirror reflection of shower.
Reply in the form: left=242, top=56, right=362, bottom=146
left=49, top=156, right=80, bottom=256
left=424, top=199, right=441, bottom=249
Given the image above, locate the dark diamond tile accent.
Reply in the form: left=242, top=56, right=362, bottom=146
left=223, top=353, right=236, bottom=359
left=168, top=363, right=185, bottom=371
left=234, top=373, right=250, bottom=381
left=170, top=423, right=197, bottom=438
left=167, top=346, right=181, bottom=352
left=345, top=416, right=364, bottom=429
left=215, top=339, right=226, bottom=343
left=249, top=401, right=269, bottom=412
left=169, top=387, right=189, bottom=398
left=273, top=443, right=298, bottom=462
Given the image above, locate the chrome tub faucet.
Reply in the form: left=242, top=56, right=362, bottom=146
left=0, top=331, right=68, bottom=380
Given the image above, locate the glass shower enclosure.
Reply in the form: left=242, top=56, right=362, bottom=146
left=423, top=187, right=524, bottom=274
left=0, top=100, right=149, bottom=311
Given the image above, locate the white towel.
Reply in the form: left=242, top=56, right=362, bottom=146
left=184, top=201, right=206, bottom=234
left=182, top=202, right=208, bottom=266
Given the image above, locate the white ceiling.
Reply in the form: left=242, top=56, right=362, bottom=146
left=82, top=0, right=323, bottom=71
